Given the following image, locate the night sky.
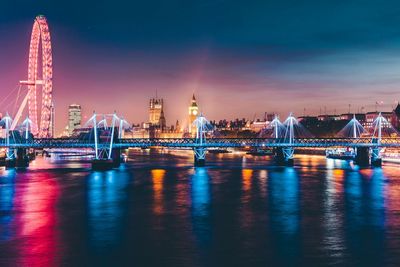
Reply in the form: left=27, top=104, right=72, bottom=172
left=1, top=0, right=400, bottom=134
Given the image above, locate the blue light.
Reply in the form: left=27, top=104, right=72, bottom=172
left=191, top=167, right=211, bottom=246
left=87, top=170, right=129, bottom=250
left=191, top=168, right=210, bottom=217
left=0, top=174, right=16, bottom=242
left=269, top=167, right=299, bottom=235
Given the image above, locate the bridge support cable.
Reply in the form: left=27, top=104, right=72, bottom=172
left=86, top=113, right=99, bottom=159
left=22, top=116, right=32, bottom=141
left=85, top=112, right=127, bottom=170
left=108, top=113, right=117, bottom=160
left=276, top=113, right=300, bottom=166
left=193, top=114, right=212, bottom=166
left=369, top=112, right=398, bottom=167
left=1, top=114, right=15, bottom=164
left=0, top=114, right=31, bottom=168
left=271, top=115, right=285, bottom=139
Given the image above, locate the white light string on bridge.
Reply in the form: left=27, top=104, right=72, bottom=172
left=270, top=115, right=286, bottom=139
left=193, top=113, right=213, bottom=144
left=97, top=115, right=108, bottom=129
left=108, top=113, right=117, bottom=160
left=21, top=116, right=32, bottom=140
left=372, top=112, right=399, bottom=144
left=192, top=113, right=214, bottom=164
left=1, top=114, right=15, bottom=159
left=84, top=112, right=130, bottom=160
left=283, top=113, right=313, bottom=144
left=337, top=114, right=366, bottom=138
left=118, top=117, right=130, bottom=139
left=85, top=113, right=99, bottom=159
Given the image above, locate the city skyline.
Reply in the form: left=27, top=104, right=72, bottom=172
left=2, top=3, right=400, bottom=266
left=2, top=1, right=400, bottom=135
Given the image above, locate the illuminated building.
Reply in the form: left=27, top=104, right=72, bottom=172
left=68, top=104, right=81, bottom=136
left=149, top=97, right=166, bottom=129
left=364, top=111, right=392, bottom=129
left=391, top=103, right=400, bottom=129
left=188, top=94, right=199, bottom=135
left=250, top=121, right=269, bottom=132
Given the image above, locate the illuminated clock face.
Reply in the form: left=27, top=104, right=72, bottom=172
left=192, top=110, right=198, bottom=116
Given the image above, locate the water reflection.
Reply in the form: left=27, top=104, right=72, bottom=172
left=16, top=172, right=61, bottom=266
left=268, top=167, right=300, bottom=265
left=326, top=160, right=346, bottom=195
left=1, top=151, right=400, bottom=266
left=151, top=169, right=165, bottom=215
left=344, top=168, right=386, bottom=265
left=0, top=171, right=16, bottom=242
left=323, top=162, right=346, bottom=261
left=87, top=171, right=129, bottom=250
left=191, top=167, right=211, bottom=247
left=258, top=170, right=268, bottom=198
left=242, top=169, right=253, bottom=193
left=240, top=169, right=254, bottom=230
left=269, top=168, right=299, bottom=234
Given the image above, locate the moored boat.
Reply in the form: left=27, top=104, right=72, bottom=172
left=326, top=148, right=355, bottom=160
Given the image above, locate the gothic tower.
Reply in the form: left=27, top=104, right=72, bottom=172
left=188, top=94, right=199, bottom=135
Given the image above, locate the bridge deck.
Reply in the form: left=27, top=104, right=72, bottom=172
left=1, top=137, right=400, bottom=149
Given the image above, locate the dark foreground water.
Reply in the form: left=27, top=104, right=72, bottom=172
left=1, top=150, right=400, bottom=266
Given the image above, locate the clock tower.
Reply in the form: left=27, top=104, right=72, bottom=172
left=188, top=94, right=199, bottom=135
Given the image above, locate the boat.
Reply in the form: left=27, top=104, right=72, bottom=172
left=246, top=149, right=273, bottom=156
left=326, top=148, right=355, bottom=160
left=208, top=149, right=231, bottom=154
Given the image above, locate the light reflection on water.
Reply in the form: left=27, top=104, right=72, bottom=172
left=0, top=153, right=399, bottom=266
left=87, top=170, right=129, bottom=250
left=191, top=167, right=211, bottom=248
left=151, top=169, right=165, bottom=215
left=0, top=171, right=15, bottom=242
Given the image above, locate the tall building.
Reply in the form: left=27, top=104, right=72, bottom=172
left=68, top=104, right=81, bottom=136
left=188, top=94, right=199, bottom=135
left=149, top=97, right=166, bottom=129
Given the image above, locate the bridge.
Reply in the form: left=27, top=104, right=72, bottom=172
left=1, top=15, right=399, bottom=170
left=1, top=104, right=397, bottom=169
left=2, top=137, right=400, bottom=149
left=0, top=112, right=397, bottom=169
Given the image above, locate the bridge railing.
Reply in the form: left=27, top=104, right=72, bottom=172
left=116, top=137, right=400, bottom=148
left=2, top=137, right=400, bottom=148
left=0, top=137, right=96, bottom=148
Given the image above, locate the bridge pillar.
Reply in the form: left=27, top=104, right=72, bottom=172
left=194, top=147, right=206, bottom=167
left=371, top=147, right=382, bottom=167
left=5, top=149, right=16, bottom=169
left=16, top=148, right=29, bottom=168
left=91, top=155, right=114, bottom=170
left=354, top=147, right=370, bottom=166
left=111, top=148, right=122, bottom=168
left=91, top=147, right=115, bottom=171
left=274, top=147, right=294, bottom=166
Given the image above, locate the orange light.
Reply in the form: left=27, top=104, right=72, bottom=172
left=152, top=169, right=166, bottom=215
left=242, top=169, right=253, bottom=192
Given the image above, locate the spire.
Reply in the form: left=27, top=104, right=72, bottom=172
left=191, top=93, right=198, bottom=107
